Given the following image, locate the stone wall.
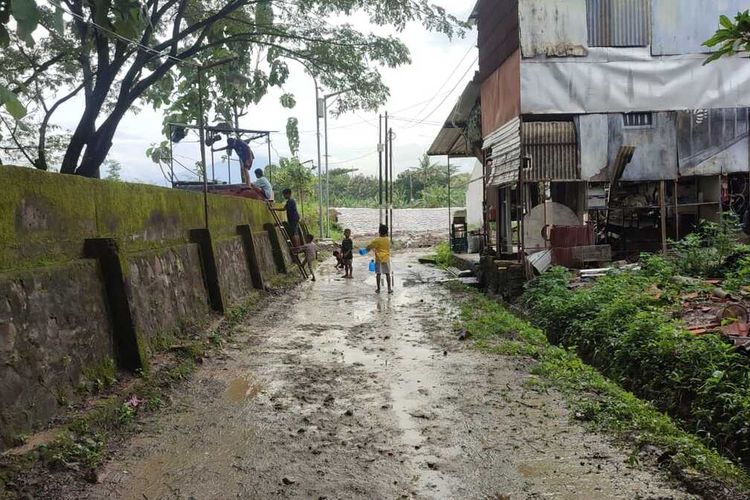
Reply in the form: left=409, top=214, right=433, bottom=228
left=0, top=261, right=114, bottom=445
left=0, top=166, right=298, bottom=447
left=214, top=236, right=255, bottom=307
left=125, top=245, right=212, bottom=351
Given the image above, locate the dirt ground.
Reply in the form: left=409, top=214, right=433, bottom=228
left=65, top=252, right=694, bottom=499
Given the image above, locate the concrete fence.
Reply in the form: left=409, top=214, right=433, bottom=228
left=0, top=166, right=295, bottom=448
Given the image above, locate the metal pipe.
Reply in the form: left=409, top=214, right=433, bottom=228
left=169, top=124, right=175, bottom=187
left=267, top=133, right=272, bottom=182
left=198, top=67, right=209, bottom=230
left=210, top=148, right=215, bottom=183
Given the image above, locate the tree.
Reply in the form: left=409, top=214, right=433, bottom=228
left=272, top=157, right=315, bottom=212
left=704, top=11, right=750, bottom=63
left=103, top=159, right=122, bottom=180
left=0, top=0, right=463, bottom=176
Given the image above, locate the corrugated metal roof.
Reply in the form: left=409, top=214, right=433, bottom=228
left=522, top=121, right=579, bottom=181
left=587, top=0, right=650, bottom=47
left=427, top=80, right=480, bottom=157
left=484, top=117, right=521, bottom=186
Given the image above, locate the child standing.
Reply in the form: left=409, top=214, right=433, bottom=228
left=366, top=224, right=392, bottom=294
left=341, top=228, right=354, bottom=279
left=300, top=234, right=317, bottom=282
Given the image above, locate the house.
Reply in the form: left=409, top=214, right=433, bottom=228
left=430, top=0, right=750, bottom=261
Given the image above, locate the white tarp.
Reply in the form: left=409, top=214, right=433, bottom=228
left=466, top=161, right=484, bottom=228
left=521, top=48, right=750, bottom=115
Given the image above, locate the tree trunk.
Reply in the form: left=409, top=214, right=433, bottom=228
left=61, top=69, right=118, bottom=174
left=75, top=103, right=130, bottom=178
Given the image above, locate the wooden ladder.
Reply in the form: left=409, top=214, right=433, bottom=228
left=267, top=203, right=309, bottom=279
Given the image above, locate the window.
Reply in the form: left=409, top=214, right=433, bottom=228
left=587, top=0, right=650, bottom=47
left=623, top=112, right=653, bottom=128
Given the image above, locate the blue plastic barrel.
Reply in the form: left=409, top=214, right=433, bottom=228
left=369, top=260, right=376, bottom=272
left=359, top=248, right=368, bottom=256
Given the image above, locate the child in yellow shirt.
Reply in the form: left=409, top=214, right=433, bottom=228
left=367, top=224, right=392, bottom=294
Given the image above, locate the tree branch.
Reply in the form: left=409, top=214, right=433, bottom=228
left=37, top=83, right=86, bottom=170
left=0, top=114, right=36, bottom=166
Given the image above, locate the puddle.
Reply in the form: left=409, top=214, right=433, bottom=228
left=225, top=376, right=263, bottom=402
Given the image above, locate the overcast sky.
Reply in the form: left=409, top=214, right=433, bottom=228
left=51, top=1, right=478, bottom=186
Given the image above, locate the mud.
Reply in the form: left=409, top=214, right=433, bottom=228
left=65, top=253, right=693, bottom=499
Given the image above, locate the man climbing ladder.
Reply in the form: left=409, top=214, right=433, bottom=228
left=269, top=188, right=308, bottom=279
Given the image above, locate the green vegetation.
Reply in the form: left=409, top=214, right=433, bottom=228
left=268, top=154, right=470, bottom=209
left=522, top=261, right=750, bottom=469
left=434, top=241, right=453, bottom=267
left=456, top=285, right=750, bottom=495
left=669, top=215, right=749, bottom=278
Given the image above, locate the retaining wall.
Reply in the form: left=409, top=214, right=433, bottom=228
left=0, top=166, right=296, bottom=447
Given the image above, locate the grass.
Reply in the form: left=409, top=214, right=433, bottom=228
left=452, top=283, right=750, bottom=497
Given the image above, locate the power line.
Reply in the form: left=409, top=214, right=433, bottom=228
left=43, top=0, right=189, bottom=65
left=402, top=56, right=478, bottom=129
left=327, top=150, right=377, bottom=166
left=410, top=45, right=475, bottom=119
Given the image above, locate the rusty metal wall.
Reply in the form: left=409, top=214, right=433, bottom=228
left=485, top=117, right=521, bottom=187
left=476, top=0, right=519, bottom=81
left=522, top=122, right=580, bottom=181
left=587, top=0, right=650, bottom=47
left=480, top=49, right=521, bottom=138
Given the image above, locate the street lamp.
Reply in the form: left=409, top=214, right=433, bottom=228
left=322, top=88, right=355, bottom=238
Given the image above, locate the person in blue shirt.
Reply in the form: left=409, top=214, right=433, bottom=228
left=225, top=138, right=254, bottom=185
left=272, top=188, right=301, bottom=247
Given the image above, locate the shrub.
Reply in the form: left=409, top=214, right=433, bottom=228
left=523, top=268, right=750, bottom=466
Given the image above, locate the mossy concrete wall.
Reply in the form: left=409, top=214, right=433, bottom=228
left=0, top=166, right=297, bottom=447
left=0, top=165, right=274, bottom=270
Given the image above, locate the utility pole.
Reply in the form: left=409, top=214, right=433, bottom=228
left=315, top=83, right=323, bottom=239
left=384, top=112, right=389, bottom=228
left=378, top=114, right=384, bottom=224
left=389, top=127, right=394, bottom=242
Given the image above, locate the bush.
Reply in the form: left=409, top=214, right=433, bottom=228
left=670, top=215, right=744, bottom=277
left=523, top=268, right=750, bottom=466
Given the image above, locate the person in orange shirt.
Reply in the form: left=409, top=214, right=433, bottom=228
left=366, top=224, right=392, bottom=294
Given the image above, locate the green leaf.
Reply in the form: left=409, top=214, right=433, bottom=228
left=0, top=84, right=27, bottom=119
left=53, top=5, right=64, bottom=35
left=719, top=15, right=734, bottom=30
left=280, top=93, right=296, bottom=109
left=11, top=0, right=38, bottom=43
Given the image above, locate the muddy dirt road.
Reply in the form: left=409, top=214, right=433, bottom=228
left=73, top=253, right=692, bottom=499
